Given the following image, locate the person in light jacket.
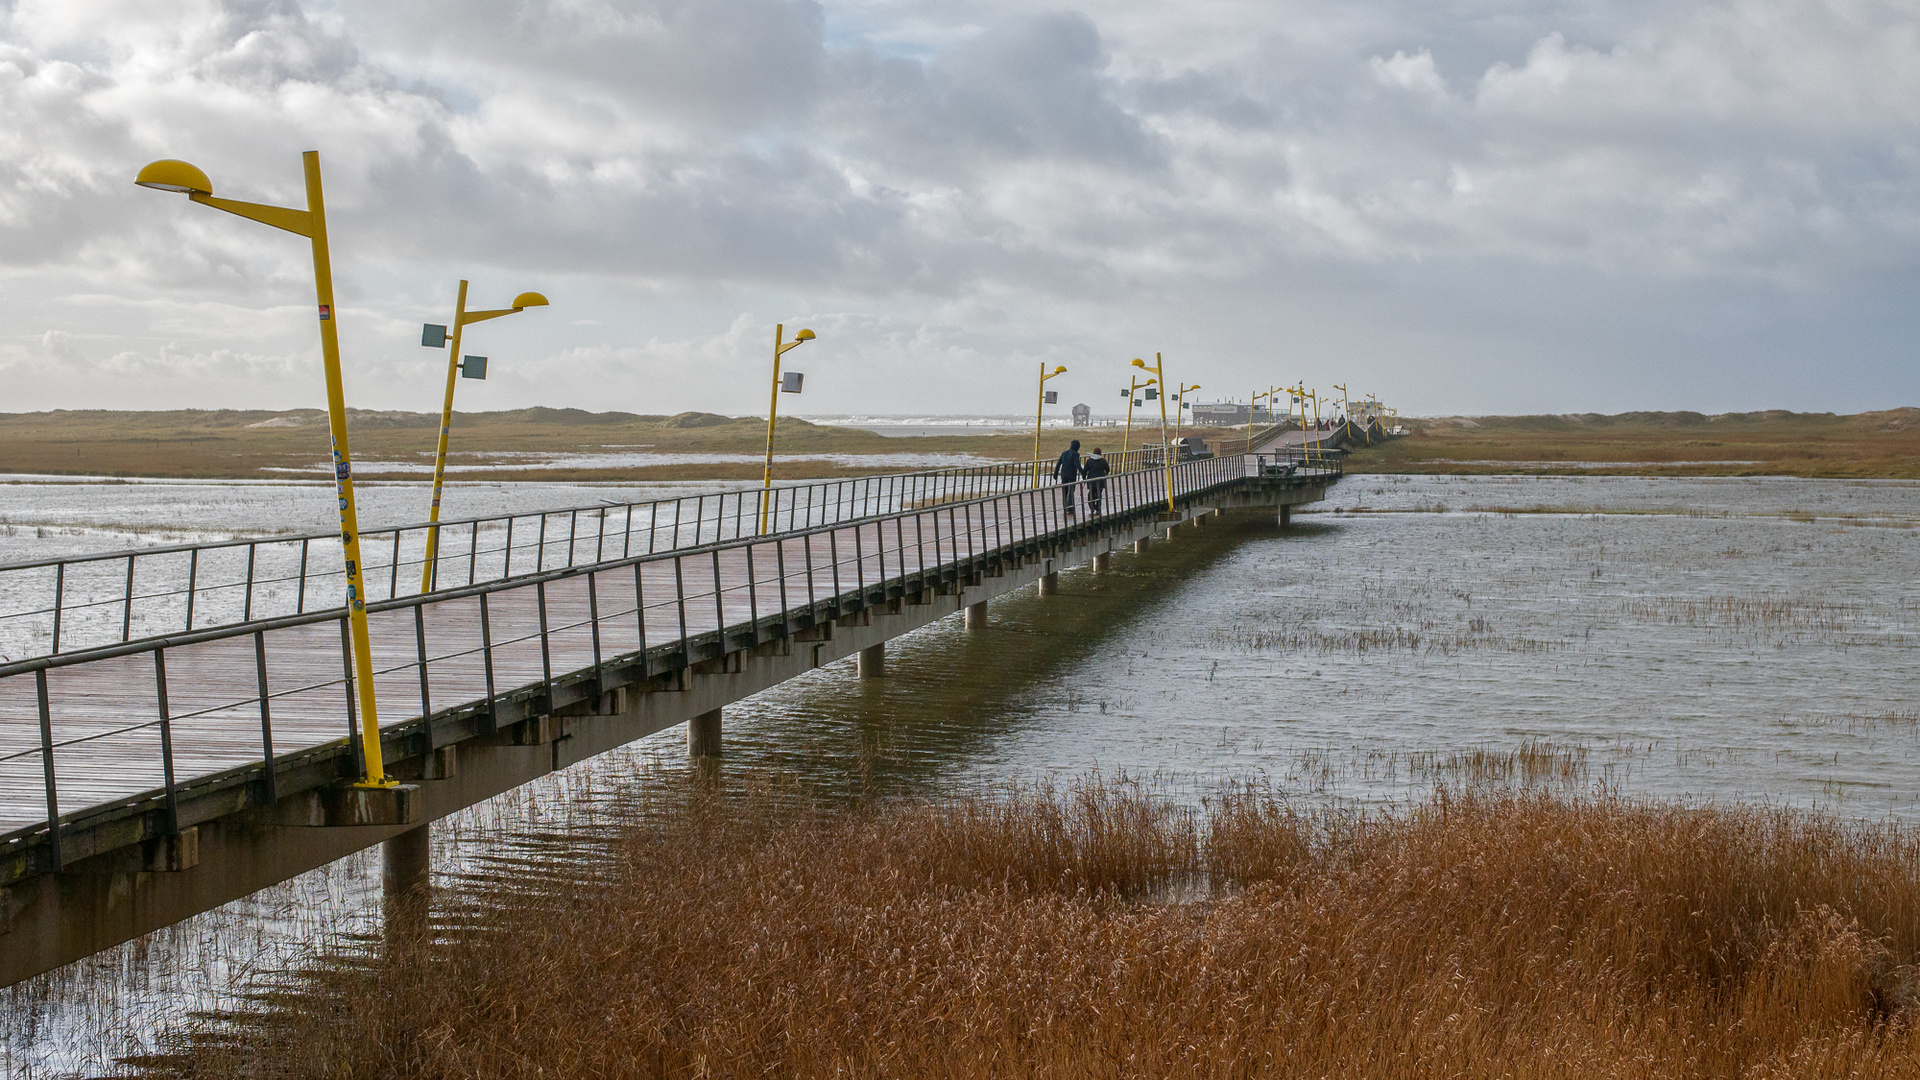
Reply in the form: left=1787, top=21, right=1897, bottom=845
left=1053, top=440, right=1082, bottom=517
left=1081, top=447, right=1110, bottom=515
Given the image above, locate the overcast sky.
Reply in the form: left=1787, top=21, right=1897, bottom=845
left=1, top=0, right=1916, bottom=417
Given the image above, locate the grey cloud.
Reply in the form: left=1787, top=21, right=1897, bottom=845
left=828, top=11, right=1161, bottom=180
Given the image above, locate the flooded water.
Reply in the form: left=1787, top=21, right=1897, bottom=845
left=5, top=473, right=1920, bottom=1074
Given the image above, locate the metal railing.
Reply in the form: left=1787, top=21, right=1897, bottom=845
left=0, top=451, right=1340, bottom=867
left=0, top=448, right=1179, bottom=664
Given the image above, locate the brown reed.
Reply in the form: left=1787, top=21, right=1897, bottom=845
left=147, top=777, right=1920, bottom=1079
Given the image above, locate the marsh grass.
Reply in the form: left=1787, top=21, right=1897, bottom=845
left=141, top=774, right=1920, bottom=1079
left=1622, top=595, right=1865, bottom=632
left=1212, top=624, right=1563, bottom=656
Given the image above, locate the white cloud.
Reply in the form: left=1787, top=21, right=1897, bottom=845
left=0, top=0, right=1915, bottom=417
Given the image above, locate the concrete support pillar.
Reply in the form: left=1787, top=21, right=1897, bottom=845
left=965, top=601, right=988, bottom=629
left=382, top=824, right=431, bottom=944
left=1280, top=505, right=1292, bottom=528
left=857, top=642, right=885, bottom=678
left=689, top=708, right=723, bottom=759
left=1134, top=536, right=1150, bottom=555
left=1093, top=552, right=1111, bottom=575
left=1038, top=571, right=1060, bottom=596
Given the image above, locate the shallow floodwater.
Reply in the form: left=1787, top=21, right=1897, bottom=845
left=5, top=473, right=1920, bottom=1074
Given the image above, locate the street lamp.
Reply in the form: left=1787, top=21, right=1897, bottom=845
left=135, top=152, right=391, bottom=788
left=760, top=324, right=816, bottom=533
left=1248, top=387, right=1279, bottom=454
left=1034, top=364, right=1069, bottom=484
left=418, top=281, right=549, bottom=591
left=1130, top=354, right=1178, bottom=512
left=1333, top=382, right=1351, bottom=438
left=1122, top=374, right=1155, bottom=456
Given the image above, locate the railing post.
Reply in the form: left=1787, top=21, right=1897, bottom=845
left=50, top=563, right=64, bottom=656
left=672, top=556, right=690, bottom=658
left=121, top=554, right=135, bottom=642
left=36, top=668, right=61, bottom=869
left=775, top=536, right=790, bottom=634
left=340, top=616, right=363, bottom=777
left=744, top=543, right=760, bottom=642
left=413, top=603, right=433, bottom=725
left=184, top=550, right=198, bottom=632
left=479, top=591, right=497, bottom=721
left=853, top=522, right=865, bottom=599
left=243, top=543, right=258, bottom=621
left=633, top=562, right=649, bottom=658
left=254, top=630, right=277, bottom=804
left=588, top=570, right=603, bottom=672
left=153, top=649, right=179, bottom=835
left=536, top=580, right=554, bottom=711
left=296, top=538, right=311, bottom=614
left=389, top=530, right=401, bottom=600
left=803, top=533, right=817, bottom=609
left=710, top=549, right=726, bottom=647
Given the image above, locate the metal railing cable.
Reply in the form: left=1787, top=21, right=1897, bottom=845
left=0, top=450, right=1339, bottom=866
left=0, top=449, right=1197, bottom=663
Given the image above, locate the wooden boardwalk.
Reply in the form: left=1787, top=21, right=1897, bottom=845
left=0, top=458, right=1280, bottom=840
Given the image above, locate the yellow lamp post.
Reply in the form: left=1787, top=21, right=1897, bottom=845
left=135, top=152, right=391, bottom=787
left=1129, top=354, right=1178, bottom=512
left=1303, top=388, right=1325, bottom=464
left=1333, top=382, right=1352, bottom=439
left=1122, top=374, right=1155, bottom=454
left=1282, top=382, right=1310, bottom=465
left=1033, top=363, right=1068, bottom=485
left=760, top=324, right=816, bottom=533
left=419, top=282, right=549, bottom=591
left=1248, top=387, right=1278, bottom=453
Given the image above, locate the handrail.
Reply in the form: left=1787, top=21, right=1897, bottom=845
left=0, top=446, right=1183, bottom=662
left=0, top=450, right=1340, bottom=864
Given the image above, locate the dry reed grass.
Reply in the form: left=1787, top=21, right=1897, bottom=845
left=147, top=776, right=1920, bottom=1079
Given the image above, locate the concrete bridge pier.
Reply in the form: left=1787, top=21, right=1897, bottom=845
left=857, top=643, right=885, bottom=678
left=1134, top=536, right=1150, bottom=555
left=1281, top=505, right=1291, bottom=528
left=1038, top=572, right=1059, bottom=596
left=689, top=708, right=723, bottom=759
left=381, top=824, right=431, bottom=944
left=1093, top=552, right=1111, bottom=574
left=965, top=601, right=988, bottom=629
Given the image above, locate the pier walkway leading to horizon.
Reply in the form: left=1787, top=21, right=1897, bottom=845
left=0, top=448, right=1339, bottom=986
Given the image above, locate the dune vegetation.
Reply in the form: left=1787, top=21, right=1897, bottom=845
left=1345, top=409, right=1920, bottom=478
left=144, top=774, right=1920, bottom=1079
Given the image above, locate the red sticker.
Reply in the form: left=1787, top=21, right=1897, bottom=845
left=318, top=305, right=331, bottom=320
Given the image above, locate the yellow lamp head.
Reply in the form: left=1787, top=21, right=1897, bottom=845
left=510, top=292, right=549, bottom=310
left=794, top=329, right=816, bottom=341
left=135, top=159, right=213, bottom=196
left=1052, top=365, right=1067, bottom=374
left=1131, top=358, right=1146, bottom=369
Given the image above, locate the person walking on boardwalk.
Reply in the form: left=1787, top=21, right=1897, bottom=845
left=1054, top=439, right=1082, bottom=518
left=1081, top=446, right=1110, bottom=516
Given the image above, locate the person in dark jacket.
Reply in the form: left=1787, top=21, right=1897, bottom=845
left=1053, top=440, right=1082, bottom=517
left=1081, top=447, right=1110, bottom=515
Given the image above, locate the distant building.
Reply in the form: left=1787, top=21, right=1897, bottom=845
left=1071, top=403, right=1091, bottom=426
left=1352, top=400, right=1390, bottom=425
left=1189, top=402, right=1278, bottom=427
